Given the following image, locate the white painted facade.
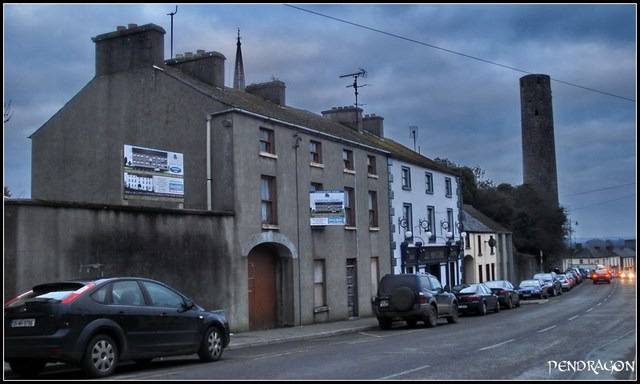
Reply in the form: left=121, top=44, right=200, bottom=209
left=387, top=156, right=463, bottom=287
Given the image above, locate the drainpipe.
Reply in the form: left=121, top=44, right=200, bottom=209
left=206, top=115, right=212, bottom=210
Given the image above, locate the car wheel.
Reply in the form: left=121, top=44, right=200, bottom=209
left=9, top=359, right=47, bottom=378
left=507, top=297, right=513, bottom=309
left=494, top=301, right=500, bottom=313
left=424, top=305, right=437, bottom=328
left=390, top=286, right=414, bottom=311
left=446, top=303, right=459, bottom=324
left=82, top=334, right=118, bottom=378
left=378, top=317, right=392, bottom=330
left=480, top=302, right=487, bottom=316
left=198, top=326, right=224, bottom=362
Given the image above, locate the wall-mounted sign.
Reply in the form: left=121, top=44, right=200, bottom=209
left=123, top=145, right=184, bottom=201
left=310, top=190, right=345, bottom=226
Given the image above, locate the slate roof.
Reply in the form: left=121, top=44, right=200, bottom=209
left=158, top=63, right=456, bottom=175
left=462, top=204, right=510, bottom=233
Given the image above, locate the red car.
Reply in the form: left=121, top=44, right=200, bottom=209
left=591, top=270, right=612, bottom=284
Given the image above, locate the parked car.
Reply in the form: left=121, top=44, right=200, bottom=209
left=451, top=283, right=500, bottom=316
left=532, top=272, right=562, bottom=296
left=565, top=269, right=582, bottom=284
left=372, top=273, right=459, bottom=329
left=591, top=269, right=612, bottom=284
left=516, top=279, right=549, bottom=300
left=4, top=277, right=231, bottom=378
left=484, top=280, right=521, bottom=309
left=557, top=274, right=574, bottom=291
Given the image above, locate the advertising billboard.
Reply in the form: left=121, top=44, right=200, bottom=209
left=310, top=190, right=345, bottom=226
left=123, top=145, right=184, bottom=202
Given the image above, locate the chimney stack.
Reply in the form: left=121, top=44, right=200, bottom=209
left=363, top=114, right=384, bottom=137
left=321, top=106, right=363, bottom=132
left=165, top=50, right=226, bottom=88
left=246, top=80, right=286, bottom=106
left=92, top=23, right=165, bottom=76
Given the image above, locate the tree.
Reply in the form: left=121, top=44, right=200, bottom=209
left=433, top=158, right=568, bottom=264
left=4, top=99, right=13, bottom=123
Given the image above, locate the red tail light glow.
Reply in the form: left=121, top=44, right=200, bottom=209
left=417, top=292, right=428, bottom=304
left=4, top=290, right=33, bottom=308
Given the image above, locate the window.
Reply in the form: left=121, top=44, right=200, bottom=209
left=445, top=177, right=452, bottom=197
left=259, top=128, right=275, bottom=154
left=368, top=190, right=378, bottom=227
left=403, top=203, right=413, bottom=236
left=447, top=209, right=454, bottom=234
left=344, top=187, right=355, bottom=226
left=261, top=175, right=277, bottom=224
left=477, top=235, right=483, bottom=256
left=427, top=206, right=435, bottom=242
left=310, top=182, right=323, bottom=193
left=310, top=140, right=322, bottom=164
left=343, top=149, right=354, bottom=171
left=140, top=281, right=184, bottom=308
left=314, top=260, right=326, bottom=308
left=367, top=155, right=377, bottom=175
left=425, top=172, right=433, bottom=194
left=111, top=281, right=144, bottom=306
left=401, top=166, right=411, bottom=190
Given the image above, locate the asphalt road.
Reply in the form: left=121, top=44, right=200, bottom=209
left=5, top=277, right=636, bottom=380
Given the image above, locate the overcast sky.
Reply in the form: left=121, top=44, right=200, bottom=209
left=3, top=4, right=636, bottom=240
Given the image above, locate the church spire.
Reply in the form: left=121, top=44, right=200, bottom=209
left=233, top=28, right=245, bottom=91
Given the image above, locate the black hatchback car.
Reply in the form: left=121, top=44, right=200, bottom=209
left=4, top=277, right=231, bottom=378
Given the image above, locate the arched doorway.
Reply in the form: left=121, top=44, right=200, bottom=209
left=248, top=245, right=277, bottom=330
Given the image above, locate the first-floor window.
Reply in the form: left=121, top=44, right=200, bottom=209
left=368, top=190, right=378, bottom=227
left=261, top=175, right=277, bottom=224
left=344, top=187, right=355, bottom=226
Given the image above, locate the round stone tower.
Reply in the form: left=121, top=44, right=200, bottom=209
left=519, top=74, right=559, bottom=207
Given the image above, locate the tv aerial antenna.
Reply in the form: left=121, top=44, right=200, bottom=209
left=167, top=6, right=178, bottom=58
left=340, top=68, right=368, bottom=108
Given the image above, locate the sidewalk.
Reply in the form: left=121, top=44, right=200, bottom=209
left=228, top=316, right=380, bottom=349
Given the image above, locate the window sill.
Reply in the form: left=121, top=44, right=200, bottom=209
left=310, top=162, right=325, bottom=169
left=261, top=224, right=280, bottom=230
left=343, top=169, right=356, bottom=175
left=260, top=152, right=278, bottom=160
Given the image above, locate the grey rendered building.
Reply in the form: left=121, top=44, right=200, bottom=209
left=14, top=23, right=393, bottom=331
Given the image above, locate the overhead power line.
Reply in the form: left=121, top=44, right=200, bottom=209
left=561, top=182, right=636, bottom=197
left=285, top=4, right=635, bottom=103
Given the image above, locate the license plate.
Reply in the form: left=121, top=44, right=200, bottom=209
left=379, top=300, right=388, bottom=308
left=458, top=305, right=467, bottom=309
left=523, top=294, right=531, bottom=297
left=11, top=318, right=35, bottom=327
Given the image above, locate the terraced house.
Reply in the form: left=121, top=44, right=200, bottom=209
left=6, top=23, right=393, bottom=331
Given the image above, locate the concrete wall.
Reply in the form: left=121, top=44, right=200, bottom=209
left=3, top=199, right=248, bottom=328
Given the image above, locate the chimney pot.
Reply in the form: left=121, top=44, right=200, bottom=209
left=128, top=23, right=138, bottom=29
left=116, top=25, right=126, bottom=32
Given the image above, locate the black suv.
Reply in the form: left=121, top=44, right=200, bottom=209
left=372, top=273, right=459, bottom=329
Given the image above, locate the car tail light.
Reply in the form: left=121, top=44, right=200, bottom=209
left=60, top=282, right=95, bottom=304
left=3, top=290, right=33, bottom=308
left=417, top=292, right=428, bottom=304
left=466, top=295, right=480, bottom=299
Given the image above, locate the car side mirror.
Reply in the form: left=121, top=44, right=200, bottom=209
left=179, top=299, right=195, bottom=312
